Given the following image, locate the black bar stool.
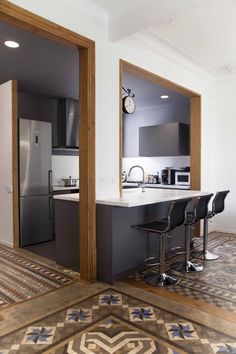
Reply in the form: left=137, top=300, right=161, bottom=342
left=171, top=193, right=213, bottom=273
left=135, top=198, right=192, bottom=287
left=192, top=190, right=230, bottom=260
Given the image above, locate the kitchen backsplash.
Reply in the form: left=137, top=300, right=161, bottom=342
left=123, top=156, right=190, bottom=181
left=52, top=155, right=79, bottom=185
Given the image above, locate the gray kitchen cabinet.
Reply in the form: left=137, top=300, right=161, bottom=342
left=18, top=92, right=58, bottom=147
left=139, top=122, right=189, bottom=157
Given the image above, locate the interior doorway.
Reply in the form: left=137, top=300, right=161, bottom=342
left=119, top=60, right=201, bottom=234
left=0, top=2, right=96, bottom=282
left=119, top=60, right=201, bottom=194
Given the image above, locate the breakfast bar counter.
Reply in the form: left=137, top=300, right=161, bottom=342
left=54, top=188, right=206, bottom=283
left=54, top=188, right=206, bottom=207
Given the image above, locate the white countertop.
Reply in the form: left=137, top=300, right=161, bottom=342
left=53, top=185, right=79, bottom=192
left=53, top=188, right=207, bottom=207
left=122, top=183, right=190, bottom=190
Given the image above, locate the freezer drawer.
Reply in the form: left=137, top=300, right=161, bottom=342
left=20, top=195, right=53, bottom=246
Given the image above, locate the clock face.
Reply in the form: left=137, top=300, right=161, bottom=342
left=123, top=96, right=136, bottom=114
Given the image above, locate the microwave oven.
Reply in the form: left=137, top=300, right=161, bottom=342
left=175, top=171, right=190, bottom=186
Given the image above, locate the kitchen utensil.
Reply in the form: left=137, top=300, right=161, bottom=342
left=61, top=176, right=78, bottom=187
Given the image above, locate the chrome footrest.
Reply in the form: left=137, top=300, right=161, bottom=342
left=169, top=246, right=185, bottom=256
left=144, top=257, right=159, bottom=267
left=192, top=238, right=203, bottom=246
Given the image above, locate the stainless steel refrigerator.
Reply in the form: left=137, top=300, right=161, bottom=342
left=19, top=118, right=53, bottom=246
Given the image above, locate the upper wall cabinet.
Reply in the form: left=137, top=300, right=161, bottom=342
left=18, top=92, right=58, bottom=146
left=139, top=122, right=190, bottom=157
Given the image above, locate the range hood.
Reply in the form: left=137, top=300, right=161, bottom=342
left=53, top=98, right=79, bottom=149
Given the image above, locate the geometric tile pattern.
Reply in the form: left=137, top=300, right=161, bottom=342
left=21, top=327, right=56, bottom=345
left=65, top=309, right=92, bottom=323
left=55, top=317, right=168, bottom=354
left=127, top=232, right=236, bottom=313
left=0, top=288, right=235, bottom=353
left=210, top=343, right=236, bottom=353
left=99, top=293, right=123, bottom=306
left=0, top=245, right=75, bottom=309
left=129, top=306, right=156, bottom=321
left=165, top=322, right=199, bottom=340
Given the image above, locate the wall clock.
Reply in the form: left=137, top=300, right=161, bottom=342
left=122, top=88, right=136, bottom=114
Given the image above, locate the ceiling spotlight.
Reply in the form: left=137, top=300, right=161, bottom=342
left=160, top=95, right=169, bottom=99
left=4, top=40, right=20, bottom=48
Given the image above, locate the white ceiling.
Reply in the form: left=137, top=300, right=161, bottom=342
left=90, top=0, right=156, bottom=21
left=89, top=0, right=236, bottom=77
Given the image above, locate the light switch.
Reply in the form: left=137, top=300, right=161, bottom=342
left=6, top=185, right=13, bottom=193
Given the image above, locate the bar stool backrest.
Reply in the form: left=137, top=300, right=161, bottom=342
left=168, top=198, right=192, bottom=229
left=195, top=194, right=213, bottom=221
left=212, top=190, right=230, bottom=215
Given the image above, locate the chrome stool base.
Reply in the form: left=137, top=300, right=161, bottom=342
left=191, top=250, right=219, bottom=261
left=171, top=260, right=203, bottom=273
left=144, top=272, right=180, bottom=287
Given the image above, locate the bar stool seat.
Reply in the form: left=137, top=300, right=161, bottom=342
left=192, top=190, right=230, bottom=261
left=171, top=194, right=213, bottom=273
left=135, top=198, right=192, bottom=287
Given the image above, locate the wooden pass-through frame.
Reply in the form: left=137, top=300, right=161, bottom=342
left=0, top=0, right=96, bottom=282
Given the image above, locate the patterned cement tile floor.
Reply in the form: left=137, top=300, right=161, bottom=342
left=0, top=286, right=236, bottom=354
left=124, top=232, right=236, bottom=315
left=0, top=245, right=79, bottom=309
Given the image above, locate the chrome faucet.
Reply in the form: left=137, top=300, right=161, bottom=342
left=128, top=165, right=146, bottom=192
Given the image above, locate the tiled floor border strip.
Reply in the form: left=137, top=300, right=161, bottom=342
left=111, top=286, right=236, bottom=340
left=0, top=246, right=75, bottom=281
left=0, top=256, right=60, bottom=296
left=0, top=287, right=111, bottom=339
left=1, top=286, right=235, bottom=343
left=175, top=277, right=236, bottom=303
left=0, top=281, right=78, bottom=313
left=0, top=251, right=73, bottom=285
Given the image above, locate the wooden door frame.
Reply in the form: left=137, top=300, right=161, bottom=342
left=119, top=60, right=201, bottom=203
left=0, top=0, right=96, bottom=282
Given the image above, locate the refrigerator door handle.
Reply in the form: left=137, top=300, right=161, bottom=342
left=48, top=169, right=53, bottom=194
left=49, top=196, right=53, bottom=220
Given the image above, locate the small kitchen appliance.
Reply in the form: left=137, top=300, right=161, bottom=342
left=175, top=171, right=191, bottom=186
left=161, top=168, right=176, bottom=185
left=147, top=174, right=160, bottom=184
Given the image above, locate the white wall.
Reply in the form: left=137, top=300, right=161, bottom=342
left=213, top=78, right=236, bottom=233
left=0, top=81, right=14, bottom=247
left=9, top=1, right=220, bottom=229
left=52, top=155, right=79, bottom=185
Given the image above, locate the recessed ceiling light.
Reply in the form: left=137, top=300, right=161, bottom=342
left=160, top=95, right=169, bottom=99
left=4, top=40, right=20, bottom=48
